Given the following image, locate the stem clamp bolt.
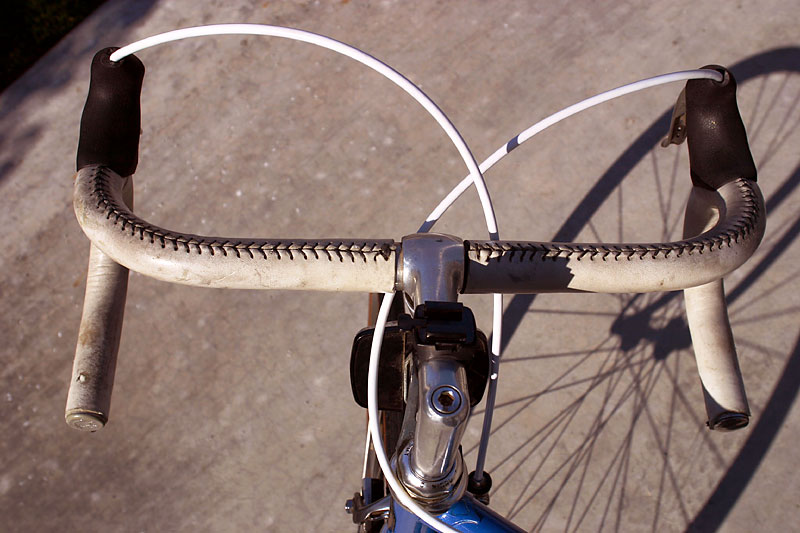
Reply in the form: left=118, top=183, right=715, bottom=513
left=431, top=385, right=462, bottom=415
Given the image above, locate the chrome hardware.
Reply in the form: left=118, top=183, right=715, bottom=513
left=345, top=493, right=391, bottom=524
left=410, top=351, right=469, bottom=479
left=391, top=233, right=472, bottom=510
left=431, top=385, right=461, bottom=415
left=398, top=233, right=465, bottom=306
left=393, top=345, right=470, bottom=510
left=661, top=87, right=687, bottom=147
left=394, top=440, right=467, bottom=513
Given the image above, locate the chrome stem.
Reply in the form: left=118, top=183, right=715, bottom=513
left=394, top=233, right=471, bottom=509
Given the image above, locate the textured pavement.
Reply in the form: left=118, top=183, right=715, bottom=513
left=2, top=1, right=799, bottom=531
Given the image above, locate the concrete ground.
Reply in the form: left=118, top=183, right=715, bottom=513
left=2, top=1, right=799, bottom=531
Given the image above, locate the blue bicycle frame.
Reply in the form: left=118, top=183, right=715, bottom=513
left=388, top=494, right=525, bottom=533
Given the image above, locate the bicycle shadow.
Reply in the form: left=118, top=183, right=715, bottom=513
left=485, top=47, right=800, bottom=533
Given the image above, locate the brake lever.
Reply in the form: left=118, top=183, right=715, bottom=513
left=661, top=87, right=687, bottom=147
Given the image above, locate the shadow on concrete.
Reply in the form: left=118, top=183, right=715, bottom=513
left=489, top=46, right=800, bottom=532
left=687, top=331, right=800, bottom=532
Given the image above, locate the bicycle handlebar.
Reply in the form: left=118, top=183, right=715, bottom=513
left=464, top=178, right=763, bottom=294
left=73, top=48, right=763, bottom=295
left=73, top=165, right=763, bottom=294
left=68, top=46, right=765, bottom=436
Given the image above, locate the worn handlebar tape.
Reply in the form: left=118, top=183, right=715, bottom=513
left=685, top=65, right=757, bottom=191
left=77, top=47, right=145, bottom=177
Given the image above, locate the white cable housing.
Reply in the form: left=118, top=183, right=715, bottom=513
left=112, top=23, right=495, bottom=532
left=110, top=24, right=499, bottom=238
left=417, top=68, right=728, bottom=497
left=420, top=69, right=724, bottom=229
left=367, top=292, right=461, bottom=533
left=103, top=26, right=736, bottom=531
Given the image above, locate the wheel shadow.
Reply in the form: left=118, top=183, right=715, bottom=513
left=484, top=47, right=800, bottom=532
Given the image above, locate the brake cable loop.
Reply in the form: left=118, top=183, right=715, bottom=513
left=110, top=24, right=500, bottom=237
left=112, top=25, right=727, bottom=531
left=419, top=68, right=724, bottom=231
left=112, top=23, right=496, bottom=533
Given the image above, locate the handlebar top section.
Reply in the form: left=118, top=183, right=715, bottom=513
left=71, top=53, right=765, bottom=296
left=685, top=66, right=757, bottom=191
left=77, top=48, right=144, bottom=177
